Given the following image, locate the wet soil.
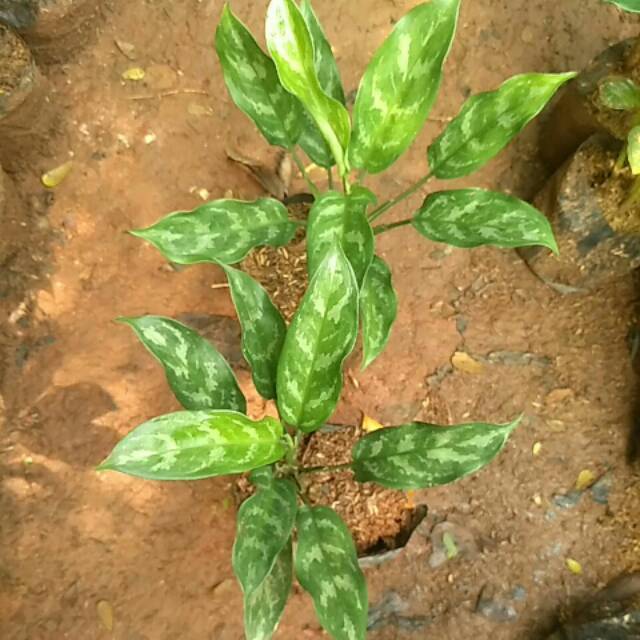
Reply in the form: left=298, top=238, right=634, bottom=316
left=1, top=1, right=640, bottom=639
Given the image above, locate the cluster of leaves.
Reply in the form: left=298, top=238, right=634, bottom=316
left=100, top=1, right=574, bottom=638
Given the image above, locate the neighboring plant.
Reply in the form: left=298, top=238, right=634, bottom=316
left=99, top=1, right=573, bottom=638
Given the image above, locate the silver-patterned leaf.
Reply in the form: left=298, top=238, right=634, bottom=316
left=629, top=126, right=640, bottom=175
left=295, top=506, right=368, bottom=640
left=266, top=0, right=351, bottom=175
left=245, top=539, right=293, bottom=640
left=296, top=0, right=346, bottom=168
left=605, top=0, right=640, bottom=12
left=131, top=198, right=297, bottom=265
left=276, top=244, right=358, bottom=431
left=222, top=265, right=287, bottom=400
left=233, top=478, right=297, bottom=595
left=352, top=418, right=521, bottom=490
left=360, top=256, right=397, bottom=370
left=428, top=72, right=577, bottom=179
left=349, top=0, right=461, bottom=174
left=599, top=76, right=640, bottom=111
left=215, top=5, right=302, bottom=148
left=120, top=316, right=246, bottom=413
left=306, top=187, right=375, bottom=286
left=413, top=189, right=558, bottom=253
left=98, top=411, right=287, bottom=481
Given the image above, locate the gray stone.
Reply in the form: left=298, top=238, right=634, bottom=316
left=591, top=474, right=612, bottom=506
left=476, top=596, right=518, bottom=623
left=553, top=490, right=583, bottom=509
left=0, top=1, right=37, bottom=29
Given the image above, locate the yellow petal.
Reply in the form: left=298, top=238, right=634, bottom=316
left=566, top=558, right=583, bottom=575
left=361, top=414, right=384, bottom=433
left=575, top=469, right=596, bottom=492
left=532, top=442, right=542, bottom=456
left=41, top=161, right=73, bottom=188
left=122, top=67, right=145, bottom=81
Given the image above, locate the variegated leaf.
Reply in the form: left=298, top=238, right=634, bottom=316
left=300, top=0, right=345, bottom=105
left=249, top=465, right=275, bottom=489
left=349, top=0, right=460, bottom=174
left=605, top=0, right=640, bottom=11
left=428, top=73, right=577, bottom=179
left=266, top=0, right=351, bottom=175
left=599, top=76, right=640, bottom=111
left=131, top=198, right=296, bottom=265
left=233, top=478, right=297, bottom=595
left=276, top=244, right=358, bottom=431
left=215, top=5, right=302, bottom=148
left=352, top=418, right=521, bottom=490
left=98, top=411, right=287, bottom=480
left=295, top=506, right=367, bottom=640
left=120, top=316, right=246, bottom=413
left=306, top=187, right=375, bottom=286
left=297, top=0, right=346, bottom=168
left=222, top=265, right=287, bottom=400
left=245, top=540, right=293, bottom=640
left=413, top=189, right=558, bottom=253
left=360, top=256, right=397, bottom=369
left=629, top=126, right=640, bottom=175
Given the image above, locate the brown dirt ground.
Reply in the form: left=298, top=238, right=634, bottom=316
left=1, top=1, right=640, bottom=639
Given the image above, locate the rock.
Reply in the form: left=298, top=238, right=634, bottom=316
left=591, top=473, right=612, bottom=505
left=553, top=490, right=583, bottom=509
left=548, top=611, right=640, bottom=639
left=368, top=591, right=431, bottom=632
left=0, top=0, right=37, bottom=29
left=476, top=591, right=518, bottom=623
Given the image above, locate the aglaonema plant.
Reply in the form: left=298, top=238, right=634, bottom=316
left=98, top=1, right=574, bottom=638
left=605, top=0, right=640, bottom=11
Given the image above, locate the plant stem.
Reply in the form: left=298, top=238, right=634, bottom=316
left=373, top=218, right=412, bottom=235
left=327, top=167, right=334, bottom=190
left=291, top=149, right=320, bottom=196
left=369, top=172, right=433, bottom=222
left=614, top=143, right=628, bottom=175
left=299, top=462, right=352, bottom=475
left=342, top=174, right=352, bottom=195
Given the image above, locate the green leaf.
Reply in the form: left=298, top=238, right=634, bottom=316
left=131, top=198, right=296, bottom=265
left=215, top=5, right=302, bottom=148
left=352, top=418, right=521, bottom=490
left=605, top=0, right=640, bottom=12
left=120, top=316, right=246, bottom=413
left=349, top=0, right=461, bottom=174
left=428, top=72, right=577, bottom=179
left=295, top=506, right=367, bottom=640
left=413, top=189, right=558, bottom=253
left=360, top=256, right=397, bottom=369
left=266, top=0, right=351, bottom=175
left=276, top=244, right=358, bottom=431
left=299, top=0, right=345, bottom=105
left=599, top=76, right=640, bottom=111
left=245, top=540, right=293, bottom=640
left=249, top=465, right=275, bottom=488
left=98, top=411, right=287, bottom=480
left=296, top=0, right=346, bottom=168
left=233, top=478, right=297, bottom=595
left=628, top=126, right=640, bottom=175
left=222, top=265, right=287, bottom=400
left=306, top=187, right=375, bottom=287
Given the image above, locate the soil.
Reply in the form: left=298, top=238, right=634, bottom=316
left=0, top=24, right=34, bottom=116
left=1, top=1, right=640, bottom=640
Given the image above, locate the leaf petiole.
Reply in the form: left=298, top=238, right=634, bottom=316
left=368, top=171, right=434, bottom=222
left=373, top=218, right=412, bottom=235
left=291, top=148, right=320, bottom=196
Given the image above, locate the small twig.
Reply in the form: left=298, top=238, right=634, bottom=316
left=210, top=283, right=230, bottom=290
left=128, top=89, right=210, bottom=101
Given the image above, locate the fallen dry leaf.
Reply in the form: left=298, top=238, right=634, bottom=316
left=575, top=469, right=597, bottom=492
left=451, top=351, right=484, bottom=374
left=122, top=67, right=145, bottom=81
left=362, top=415, right=384, bottom=433
left=566, top=558, right=583, bottom=575
left=96, top=600, right=114, bottom=631
left=41, top=161, right=73, bottom=188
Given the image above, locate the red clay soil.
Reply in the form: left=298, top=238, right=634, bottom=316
left=1, top=1, right=639, bottom=639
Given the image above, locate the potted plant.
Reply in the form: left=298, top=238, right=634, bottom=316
left=98, top=1, right=572, bottom=638
left=522, top=0, right=640, bottom=291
